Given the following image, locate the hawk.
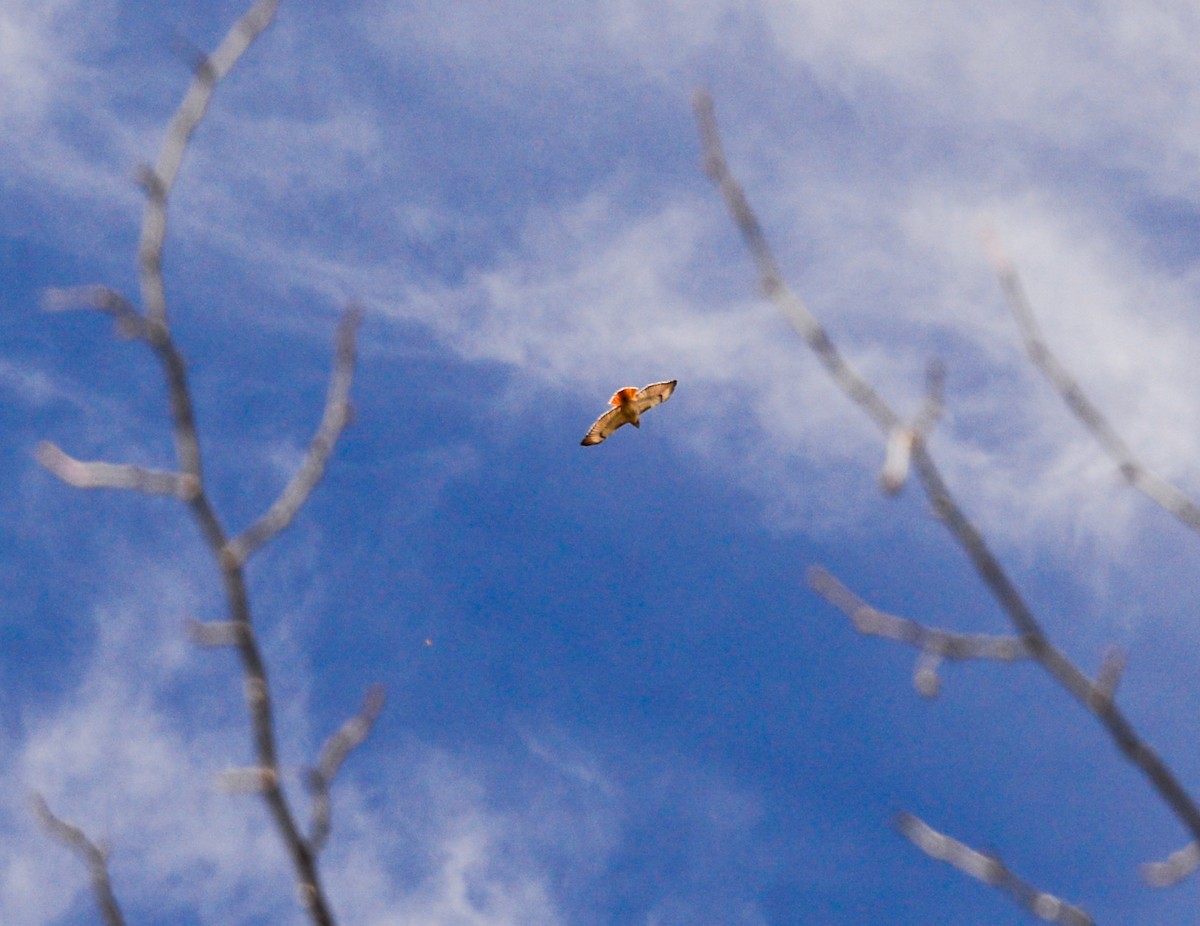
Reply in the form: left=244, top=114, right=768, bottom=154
left=580, top=380, right=677, bottom=446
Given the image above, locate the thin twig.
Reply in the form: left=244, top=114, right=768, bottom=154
left=138, top=0, right=280, bottom=329
left=1143, top=841, right=1200, bottom=887
left=692, top=89, right=900, bottom=436
left=36, top=441, right=199, bottom=499
left=982, top=225, right=1200, bottom=535
left=307, top=684, right=386, bottom=853
left=224, top=307, right=364, bottom=567
left=216, top=766, right=280, bottom=794
left=42, top=286, right=149, bottom=340
left=694, top=88, right=1200, bottom=866
left=896, top=812, right=1093, bottom=926
left=880, top=359, right=945, bottom=495
left=808, top=565, right=1030, bottom=697
left=31, top=794, right=126, bottom=926
left=34, top=3, right=369, bottom=924
left=186, top=618, right=251, bottom=647
left=1091, top=645, right=1126, bottom=708
left=124, top=10, right=348, bottom=918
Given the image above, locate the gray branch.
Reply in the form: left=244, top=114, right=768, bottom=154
left=808, top=565, right=1031, bottom=698
left=41, top=286, right=148, bottom=340
left=186, top=618, right=251, bottom=648
left=897, top=812, right=1093, bottom=926
left=33, top=3, right=368, bottom=924
left=307, top=684, right=386, bottom=853
left=880, top=359, right=946, bottom=494
left=36, top=442, right=199, bottom=499
left=138, top=0, right=280, bottom=329
left=1142, top=841, right=1200, bottom=887
left=983, top=226, right=1200, bottom=535
left=692, top=89, right=900, bottom=436
left=694, top=88, right=1200, bottom=890
left=31, top=794, right=126, bottom=926
left=223, top=307, right=363, bottom=568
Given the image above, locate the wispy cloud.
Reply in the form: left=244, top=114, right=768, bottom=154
left=9, top=0, right=1200, bottom=577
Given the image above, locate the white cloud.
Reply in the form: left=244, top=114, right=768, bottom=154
left=761, top=1, right=1200, bottom=194
left=0, top=556, right=598, bottom=926
left=367, top=0, right=760, bottom=92
left=0, top=359, right=77, bottom=409
left=11, top=0, right=1200, bottom=566
left=0, top=0, right=109, bottom=125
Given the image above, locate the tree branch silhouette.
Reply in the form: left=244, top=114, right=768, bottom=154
left=981, top=227, right=1200, bottom=885
left=982, top=226, right=1200, bottom=536
left=32, top=794, right=126, bottom=926
left=693, top=87, right=1200, bottom=913
left=896, top=812, right=1093, bottom=926
left=807, top=566, right=1034, bottom=698
left=307, top=684, right=387, bottom=854
left=35, top=4, right=377, bottom=924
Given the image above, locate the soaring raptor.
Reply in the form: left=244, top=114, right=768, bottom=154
left=580, top=380, right=677, bottom=446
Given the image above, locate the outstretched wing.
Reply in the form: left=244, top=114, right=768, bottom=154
left=631, top=380, right=677, bottom=414
left=581, top=405, right=630, bottom=446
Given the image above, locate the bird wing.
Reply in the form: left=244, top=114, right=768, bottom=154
left=580, top=405, right=631, bottom=445
left=631, top=380, right=677, bottom=414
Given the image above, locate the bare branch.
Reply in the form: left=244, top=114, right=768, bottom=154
left=186, top=618, right=251, bottom=648
left=41, top=286, right=148, bottom=340
left=896, top=812, right=1093, bottom=926
left=693, top=88, right=901, bottom=435
left=36, top=441, right=199, bottom=499
left=1091, top=645, right=1126, bottom=709
left=808, top=566, right=1031, bottom=697
left=217, top=766, right=280, bottom=794
left=808, top=566, right=1031, bottom=662
left=880, top=359, right=945, bottom=495
left=36, top=4, right=343, bottom=923
left=911, top=440, right=1200, bottom=844
left=879, top=426, right=917, bottom=496
left=912, top=650, right=943, bottom=698
left=224, top=307, right=364, bottom=567
left=696, top=89, right=1200, bottom=863
left=138, top=0, right=280, bottom=328
left=914, top=358, right=946, bottom=437
left=982, top=224, right=1200, bottom=535
left=307, top=684, right=386, bottom=853
left=31, top=794, right=126, bottom=926
left=132, top=0, right=279, bottom=487
left=1143, top=841, right=1200, bottom=887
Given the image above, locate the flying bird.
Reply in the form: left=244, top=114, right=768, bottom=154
left=580, top=380, right=677, bottom=446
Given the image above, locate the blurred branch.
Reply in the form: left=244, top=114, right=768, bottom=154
left=694, top=88, right=1200, bottom=879
left=36, top=441, right=199, bottom=499
left=307, top=684, right=386, bottom=853
left=692, top=89, right=900, bottom=435
left=982, top=225, right=1200, bottom=535
left=42, top=286, right=148, bottom=340
left=1143, top=841, right=1200, bottom=888
left=896, top=812, right=1093, bottom=926
left=808, top=566, right=1031, bottom=698
left=223, top=307, right=364, bottom=568
left=187, top=618, right=251, bottom=648
left=217, top=766, right=280, bottom=794
left=31, top=794, right=126, bottom=926
left=33, top=4, right=381, bottom=925
left=138, top=0, right=280, bottom=329
left=133, top=6, right=344, bottom=921
left=880, top=359, right=945, bottom=495
left=1091, top=645, right=1126, bottom=708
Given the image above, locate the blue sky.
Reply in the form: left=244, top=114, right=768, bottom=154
left=5, top=1, right=1200, bottom=923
